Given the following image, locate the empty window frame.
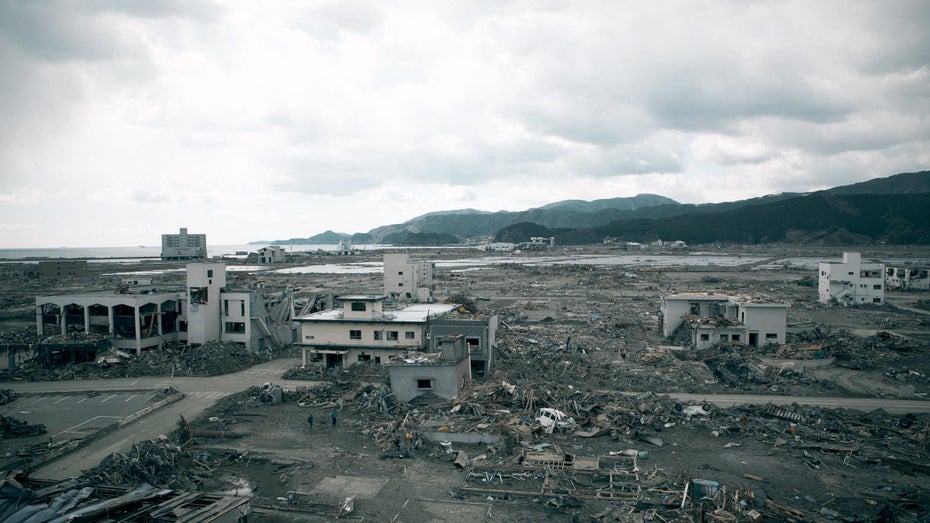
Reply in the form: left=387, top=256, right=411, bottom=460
left=416, top=379, right=433, bottom=390
left=189, top=287, right=208, bottom=304
left=349, top=330, right=362, bottom=340
left=387, top=331, right=399, bottom=341
left=405, top=331, right=415, bottom=340
left=374, top=331, right=383, bottom=340
left=224, top=322, right=246, bottom=333
left=351, top=302, right=366, bottom=312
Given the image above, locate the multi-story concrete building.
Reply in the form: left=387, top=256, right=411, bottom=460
left=161, top=227, right=207, bottom=261
left=383, top=252, right=433, bottom=302
left=818, top=252, right=885, bottom=305
left=885, top=266, right=930, bottom=291
left=37, top=260, right=88, bottom=282
left=35, top=263, right=284, bottom=354
left=661, top=293, right=788, bottom=349
left=296, top=295, right=457, bottom=368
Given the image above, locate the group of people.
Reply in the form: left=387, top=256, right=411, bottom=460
left=306, top=409, right=338, bottom=430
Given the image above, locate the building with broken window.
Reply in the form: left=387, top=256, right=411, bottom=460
left=257, top=245, right=286, bottom=264
left=386, top=334, right=472, bottom=402
left=160, top=227, right=207, bottom=261
left=295, top=294, right=498, bottom=373
left=818, top=252, right=885, bottom=305
left=35, top=263, right=284, bottom=355
left=295, top=295, right=457, bottom=368
left=885, top=265, right=930, bottom=291
left=426, top=312, right=498, bottom=378
left=383, top=252, right=433, bottom=302
left=661, top=293, right=788, bottom=349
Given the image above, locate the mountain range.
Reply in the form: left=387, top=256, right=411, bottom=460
left=260, top=170, right=930, bottom=246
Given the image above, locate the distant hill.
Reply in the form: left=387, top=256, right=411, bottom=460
left=498, top=191, right=930, bottom=245
left=251, top=170, right=930, bottom=246
left=257, top=230, right=350, bottom=245
left=366, top=193, right=679, bottom=242
left=827, top=170, right=930, bottom=195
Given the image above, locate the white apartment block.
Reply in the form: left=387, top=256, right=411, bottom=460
left=383, top=252, right=434, bottom=302
left=161, top=227, right=207, bottom=261
left=818, top=252, right=885, bottom=305
left=661, top=293, right=788, bottom=349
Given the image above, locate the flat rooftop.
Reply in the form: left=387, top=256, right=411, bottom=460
left=296, top=302, right=458, bottom=322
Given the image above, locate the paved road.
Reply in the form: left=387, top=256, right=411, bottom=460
left=6, top=358, right=311, bottom=480
left=5, top=358, right=929, bottom=480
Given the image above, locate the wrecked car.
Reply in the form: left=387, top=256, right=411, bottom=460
left=535, top=408, right=576, bottom=434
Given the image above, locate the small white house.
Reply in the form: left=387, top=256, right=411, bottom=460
left=257, top=246, right=286, bottom=264
left=818, top=252, right=885, bottom=305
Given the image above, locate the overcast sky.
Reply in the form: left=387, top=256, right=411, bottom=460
left=1, top=1, right=928, bottom=248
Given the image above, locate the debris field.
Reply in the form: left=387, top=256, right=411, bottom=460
left=1, top=245, right=929, bottom=521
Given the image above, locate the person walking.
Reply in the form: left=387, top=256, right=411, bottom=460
left=331, top=409, right=338, bottom=427
left=307, top=413, right=314, bottom=431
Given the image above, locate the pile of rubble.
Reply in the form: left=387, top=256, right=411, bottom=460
left=0, top=326, right=39, bottom=345
left=0, top=415, right=46, bottom=438
left=0, top=389, right=15, bottom=405
left=4, top=341, right=273, bottom=381
left=198, top=365, right=930, bottom=521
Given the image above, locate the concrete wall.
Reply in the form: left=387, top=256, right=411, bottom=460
left=693, top=325, right=748, bottom=350
left=739, top=304, right=788, bottom=345
left=186, top=263, right=226, bottom=346
left=388, top=356, right=470, bottom=402
left=299, top=320, right=425, bottom=348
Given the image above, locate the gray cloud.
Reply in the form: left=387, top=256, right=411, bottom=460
left=1, top=1, right=929, bottom=247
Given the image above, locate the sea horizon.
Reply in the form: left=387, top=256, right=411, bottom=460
left=0, top=244, right=396, bottom=261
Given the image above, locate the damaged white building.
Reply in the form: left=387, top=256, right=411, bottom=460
left=661, top=293, right=788, bottom=349
left=818, top=252, right=885, bottom=305
left=885, top=266, right=930, bottom=291
left=35, top=263, right=289, bottom=355
left=295, top=294, right=498, bottom=376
